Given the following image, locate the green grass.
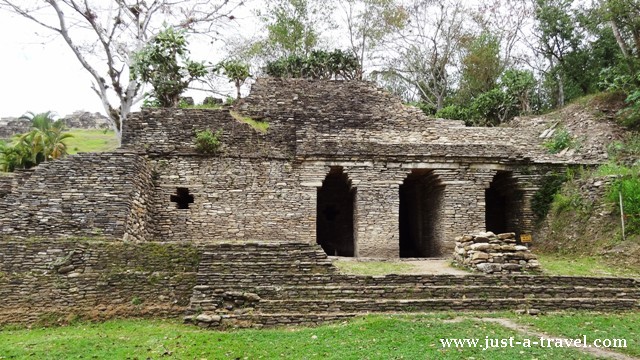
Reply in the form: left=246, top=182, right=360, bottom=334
left=595, top=162, right=639, bottom=177
left=537, top=254, right=640, bottom=278
left=65, top=129, right=118, bottom=154
left=515, top=312, right=640, bottom=358
left=230, top=110, right=269, bottom=133
left=333, top=260, right=418, bottom=276
left=0, top=315, right=603, bottom=359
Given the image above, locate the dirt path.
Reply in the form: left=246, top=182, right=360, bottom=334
left=401, top=259, right=469, bottom=275
left=444, top=317, right=636, bottom=360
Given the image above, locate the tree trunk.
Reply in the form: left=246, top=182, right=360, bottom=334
left=557, top=74, right=565, bottom=108
left=610, top=20, right=630, bottom=58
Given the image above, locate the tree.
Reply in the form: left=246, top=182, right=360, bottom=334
left=0, top=111, right=73, bottom=172
left=338, top=0, right=407, bottom=79
left=252, top=0, right=332, bottom=61
left=18, top=112, right=73, bottom=162
left=0, top=0, right=242, bottom=143
left=131, top=28, right=207, bottom=107
left=265, top=49, right=361, bottom=79
left=459, top=32, right=503, bottom=102
left=602, top=0, right=640, bottom=60
left=501, top=68, right=536, bottom=114
left=383, top=0, right=466, bottom=110
left=471, top=0, right=535, bottom=68
left=214, top=61, right=251, bottom=100
left=533, top=0, right=583, bottom=107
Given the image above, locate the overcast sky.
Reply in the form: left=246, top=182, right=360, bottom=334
left=0, top=12, right=106, bottom=118
left=0, top=6, right=253, bottom=119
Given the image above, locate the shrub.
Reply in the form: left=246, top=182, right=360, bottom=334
left=544, top=128, right=576, bottom=154
left=265, top=49, right=361, bottom=80
left=531, top=173, right=569, bottom=221
left=435, top=105, right=471, bottom=122
left=607, top=133, right=640, bottom=166
left=194, top=129, right=222, bottom=154
left=469, top=88, right=510, bottom=126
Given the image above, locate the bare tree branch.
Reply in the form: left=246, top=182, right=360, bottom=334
left=0, top=0, right=244, bottom=143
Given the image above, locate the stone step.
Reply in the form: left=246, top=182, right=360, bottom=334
left=185, top=312, right=358, bottom=329
left=198, top=244, right=327, bottom=256
left=199, top=253, right=329, bottom=262
left=190, top=284, right=640, bottom=300
left=254, top=298, right=639, bottom=314
left=197, top=261, right=336, bottom=274
left=194, top=273, right=640, bottom=289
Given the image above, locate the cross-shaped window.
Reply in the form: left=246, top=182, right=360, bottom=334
left=170, top=187, right=194, bottom=209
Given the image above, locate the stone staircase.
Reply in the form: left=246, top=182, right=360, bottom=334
left=185, top=242, right=640, bottom=328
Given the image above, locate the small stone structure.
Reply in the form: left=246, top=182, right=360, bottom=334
left=454, top=232, right=541, bottom=273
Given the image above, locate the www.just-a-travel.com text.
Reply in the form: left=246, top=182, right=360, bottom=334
left=439, top=336, right=627, bottom=351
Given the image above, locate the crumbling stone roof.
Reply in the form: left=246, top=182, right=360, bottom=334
left=236, top=78, right=596, bottom=165
left=123, top=78, right=603, bottom=165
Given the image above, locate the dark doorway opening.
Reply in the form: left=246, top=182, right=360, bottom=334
left=317, top=167, right=356, bottom=257
left=170, top=187, right=194, bottom=209
left=485, top=171, right=521, bottom=235
left=399, top=170, right=444, bottom=258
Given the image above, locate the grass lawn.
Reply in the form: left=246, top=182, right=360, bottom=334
left=0, top=315, right=606, bottom=359
left=65, top=129, right=118, bottom=154
left=537, top=254, right=640, bottom=278
left=333, top=260, right=418, bottom=275
left=513, top=312, right=640, bottom=358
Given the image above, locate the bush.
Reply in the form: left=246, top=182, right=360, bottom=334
left=265, top=49, right=361, bottom=80
left=531, top=173, right=569, bottom=221
left=544, top=128, right=576, bottom=154
left=469, top=88, right=510, bottom=126
left=194, top=129, right=222, bottom=154
left=435, top=105, right=471, bottom=122
left=608, top=175, right=640, bottom=235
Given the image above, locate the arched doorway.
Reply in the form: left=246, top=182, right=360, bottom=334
left=399, top=169, right=444, bottom=258
left=317, top=167, right=356, bottom=256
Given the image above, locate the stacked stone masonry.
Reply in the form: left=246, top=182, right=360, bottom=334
left=0, top=78, right=586, bottom=257
left=0, top=239, right=638, bottom=327
left=0, top=238, right=198, bottom=324
left=454, top=232, right=541, bottom=274
left=186, top=242, right=639, bottom=328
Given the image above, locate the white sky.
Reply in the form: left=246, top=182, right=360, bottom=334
left=0, top=7, right=251, bottom=119
left=0, top=12, right=105, bottom=118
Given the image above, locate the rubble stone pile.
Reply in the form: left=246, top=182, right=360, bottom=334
left=454, top=231, right=541, bottom=274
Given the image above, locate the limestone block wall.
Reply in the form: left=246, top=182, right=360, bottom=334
left=0, top=175, right=12, bottom=198
left=0, top=152, right=154, bottom=240
left=0, top=238, right=198, bottom=324
left=150, top=157, right=316, bottom=242
left=122, top=108, right=295, bottom=158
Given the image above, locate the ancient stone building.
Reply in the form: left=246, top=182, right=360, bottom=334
left=2, top=78, right=638, bottom=327
left=0, top=78, right=585, bottom=258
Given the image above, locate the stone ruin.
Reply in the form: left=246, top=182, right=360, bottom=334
left=453, top=232, right=541, bottom=274
left=0, top=78, right=637, bottom=327
left=1, top=78, right=593, bottom=257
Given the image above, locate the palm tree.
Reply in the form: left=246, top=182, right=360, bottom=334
left=18, top=112, right=73, bottom=162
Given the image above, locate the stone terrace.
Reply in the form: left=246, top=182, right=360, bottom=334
left=187, top=242, right=639, bottom=328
